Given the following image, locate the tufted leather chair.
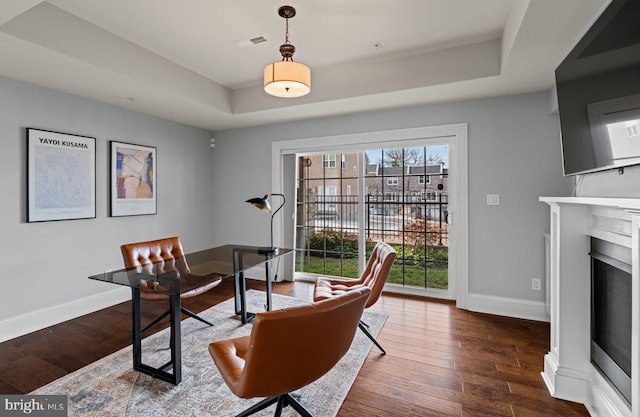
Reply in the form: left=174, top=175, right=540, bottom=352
left=209, top=286, right=371, bottom=417
left=121, top=237, right=222, bottom=331
left=313, top=240, right=396, bottom=354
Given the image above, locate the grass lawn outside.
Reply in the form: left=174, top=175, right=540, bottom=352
left=295, top=254, right=448, bottom=290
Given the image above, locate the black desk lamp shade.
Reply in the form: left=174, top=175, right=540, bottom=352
left=246, top=193, right=285, bottom=254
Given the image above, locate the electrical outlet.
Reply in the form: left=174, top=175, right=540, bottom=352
left=531, top=278, right=542, bottom=291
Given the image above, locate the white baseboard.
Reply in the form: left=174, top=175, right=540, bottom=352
left=466, top=292, right=550, bottom=322
left=0, top=287, right=130, bottom=343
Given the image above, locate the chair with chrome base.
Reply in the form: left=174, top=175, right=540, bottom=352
left=209, top=287, right=371, bottom=417
left=313, top=240, right=396, bottom=354
left=121, top=236, right=221, bottom=332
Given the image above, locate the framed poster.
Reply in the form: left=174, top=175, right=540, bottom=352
left=110, top=141, right=157, bottom=217
left=27, top=128, right=96, bottom=222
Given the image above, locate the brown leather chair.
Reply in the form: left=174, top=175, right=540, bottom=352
left=209, top=286, right=371, bottom=417
left=121, top=237, right=222, bottom=332
left=313, top=240, right=396, bottom=354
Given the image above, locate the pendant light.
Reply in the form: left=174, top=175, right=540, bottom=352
left=263, top=5, right=311, bottom=98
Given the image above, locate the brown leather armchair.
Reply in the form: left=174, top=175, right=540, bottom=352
left=313, top=240, right=396, bottom=354
left=209, top=286, right=371, bottom=417
left=121, top=237, right=222, bottom=332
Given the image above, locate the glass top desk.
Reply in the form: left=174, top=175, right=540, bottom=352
left=89, top=244, right=292, bottom=384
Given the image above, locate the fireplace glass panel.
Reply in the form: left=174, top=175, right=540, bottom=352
left=590, top=236, right=632, bottom=405
left=592, top=259, right=632, bottom=376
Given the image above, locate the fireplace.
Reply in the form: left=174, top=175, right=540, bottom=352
left=540, top=197, right=640, bottom=417
left=590, top=237, right=632, bottom=404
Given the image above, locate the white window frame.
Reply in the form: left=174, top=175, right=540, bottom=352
left=419, top=175, right=431, bottom=184
left=271, top=124, right=469, bottom=307
left=323, top=154, right=336, bottom=168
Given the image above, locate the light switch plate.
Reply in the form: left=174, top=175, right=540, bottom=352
left=486, top=194, right=500, bottom=206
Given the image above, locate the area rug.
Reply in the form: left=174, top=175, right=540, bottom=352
left=31, top=290, right=387, bottom=417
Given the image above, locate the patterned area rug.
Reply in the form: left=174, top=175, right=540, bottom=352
left=32, top=290, right=387, bottom=417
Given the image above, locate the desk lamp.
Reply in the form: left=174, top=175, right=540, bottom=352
left=246, top=193, right=285, bottom=254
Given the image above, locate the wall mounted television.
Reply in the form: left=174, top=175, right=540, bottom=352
left=555, top=0, right=640, bottom=176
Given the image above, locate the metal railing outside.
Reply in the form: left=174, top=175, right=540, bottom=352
left=295, top=193, right=449, bottom=288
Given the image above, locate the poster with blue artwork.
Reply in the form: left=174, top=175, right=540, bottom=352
left=110, top=141, right=157, bottom=217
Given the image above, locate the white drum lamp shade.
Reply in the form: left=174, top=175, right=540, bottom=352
left=264, top=61, right=311, bottom=98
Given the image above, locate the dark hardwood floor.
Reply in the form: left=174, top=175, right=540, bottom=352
left=0, top=279, right=589, bottom=416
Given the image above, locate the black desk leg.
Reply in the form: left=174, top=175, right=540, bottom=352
left=132, top=287, right=142, bottom=370
left=130, top=287, right=182, bottom=385
left=233, top=250, right=273, bottom=323
left=233, top=272, right=241, bottom=315
left=169, top=293, right=182, bottom=384
left=265, top=260, right=272, bottom=312
left=238, top=270, right=253, bottom=324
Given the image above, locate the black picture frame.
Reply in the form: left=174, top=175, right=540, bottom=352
left=110, top=141, right=157, bottom=217
left=27, top=128, right=96, bottom=222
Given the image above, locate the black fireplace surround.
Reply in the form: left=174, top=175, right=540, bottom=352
left=590, top=237, right=632, bottom=404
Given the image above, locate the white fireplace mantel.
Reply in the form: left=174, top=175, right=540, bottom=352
left=540, top=196, right=640, bottom=417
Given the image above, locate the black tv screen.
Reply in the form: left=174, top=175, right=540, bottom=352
left=555, top=0, right=640, bottom=176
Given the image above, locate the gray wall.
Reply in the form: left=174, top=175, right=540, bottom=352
left=0, top=76, right=215, bottom=324
left=0, top=75, right=588, bottom=333
left=211, top=91, right=573, bottom=303
left=576, top=164, right=640, bottom=197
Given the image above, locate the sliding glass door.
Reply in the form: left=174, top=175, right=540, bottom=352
left=273, top=124, right=467, bottom=301
left=295, top=145, right=450, bottom=293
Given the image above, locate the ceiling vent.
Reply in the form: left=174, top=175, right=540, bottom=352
left=250, top=36, right=267, bottom=44
left=234, top=36, right=267, bottom=47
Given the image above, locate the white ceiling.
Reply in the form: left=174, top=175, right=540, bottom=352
left=0, top=0, right=610, bottom=131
